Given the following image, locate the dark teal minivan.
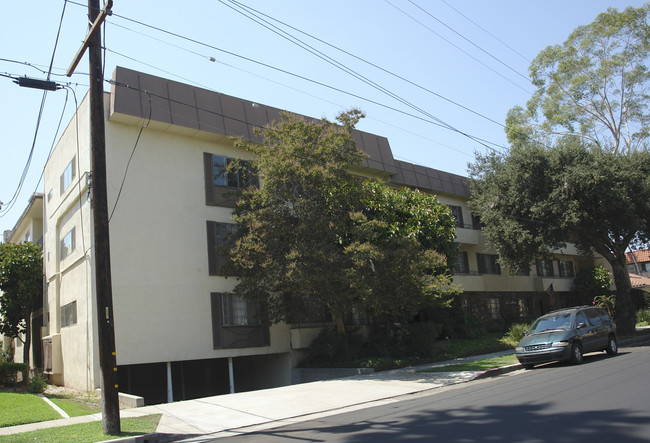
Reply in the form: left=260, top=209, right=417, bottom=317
left=515, top=306, right=617, bottom=369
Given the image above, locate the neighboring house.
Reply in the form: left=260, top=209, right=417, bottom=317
left=626, top=249, right=650, bottom=277
left=29, top=66, right=607, bottom=404
left=0, top=193, right=44, bottom=370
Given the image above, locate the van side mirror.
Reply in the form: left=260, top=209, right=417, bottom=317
left=577, top=322, right=587, bottom=329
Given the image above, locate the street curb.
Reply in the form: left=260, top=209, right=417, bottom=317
left=470, top=332, right=650, bottom=381
left=470, top=363, right=522, bottom=380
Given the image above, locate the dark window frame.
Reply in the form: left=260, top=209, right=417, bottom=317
left=206, top=221, right=238, bottom=276
left=536, top=259, right=555, bottom=277
left=449, top=205, right=464, bottom=228
left=454, top=251, right=470, bottom=274
left=477, top=253, right=501, bottom=275
left=557, top=259, right=575, bottom=278
left=204, top=153, right=259, bottom=207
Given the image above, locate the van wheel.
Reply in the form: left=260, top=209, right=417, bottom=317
left=606, top=335, right=618, bottom=355
left=570, top=342, right=584, bottom=364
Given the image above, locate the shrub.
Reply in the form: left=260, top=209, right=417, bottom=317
left=304, top=327, right=364, bottom=365
left=400, top=322, right=443, bottom=358
left=499, top=322, right=531, bottom=348
left=28, top=371, right=48, bottom=394
left=637, top=309, right=650, bottom=327
left=0, top=362, right=28, bottom=386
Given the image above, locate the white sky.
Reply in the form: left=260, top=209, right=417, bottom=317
left=1, top=0, right=647, bottom=235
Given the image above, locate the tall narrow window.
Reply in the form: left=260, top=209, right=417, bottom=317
left=488, top=298, right=501, bottom=319
left=454, top=251, right=470, bottom=274
left=60, top=156, right=76, bottom=194
left=206, top=221, right=238, bottom=276
left=60, top=227, right=76, bottom=260
left=449, top=205, right=464, bottom=227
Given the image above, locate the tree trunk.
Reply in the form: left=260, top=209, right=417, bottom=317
left=609, top=258, right=636, bottom=335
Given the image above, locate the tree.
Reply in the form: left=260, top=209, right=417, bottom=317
left=469, top=138, right=650, bottom=334
left=0, top=242, right=43, bottom=373
left=227, top=110, right=458, bottom=333
left=505, top=5, right=650, bottom=153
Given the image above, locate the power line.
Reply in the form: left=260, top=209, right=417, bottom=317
left=438, top=0, right=531, bottom=64
left=384, top=0, right=532, bottom=95
left=224, top=0, right=505, bottom=129
left=408, top=0, right=531, bottom=83
left=101, top=7, right=503, bottom=150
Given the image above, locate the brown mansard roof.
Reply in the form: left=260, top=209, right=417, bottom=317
left=109, top=66, right=469, bottom=198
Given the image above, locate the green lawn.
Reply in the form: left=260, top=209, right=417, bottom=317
left=0, top=392, right=61, bottom=428
left=48, top=396, right=101, bottom=417
left=2, top=414, right=162, bottom=442
left=420, top=354, right=519, bottom=373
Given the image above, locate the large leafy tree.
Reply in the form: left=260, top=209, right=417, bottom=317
left=227, top=110, right=458, bottom=333
left=469, top=139, right=650, bottom=334
left=0, top=242, right=43, bottom=370
left=506, top=5, right=650, bottom=152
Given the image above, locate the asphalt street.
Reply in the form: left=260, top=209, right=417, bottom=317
left=216, top=344, right=650, bottom=442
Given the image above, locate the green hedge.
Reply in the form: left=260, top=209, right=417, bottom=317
left=0, top=361, right=28, bottom=385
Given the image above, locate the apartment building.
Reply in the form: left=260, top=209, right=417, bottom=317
left=0, top=193, right=44, bottom=369
left=26, top=66, right=607, bottom=404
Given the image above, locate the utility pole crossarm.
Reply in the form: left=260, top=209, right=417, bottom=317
left=66, top=0, right=113, bottom=77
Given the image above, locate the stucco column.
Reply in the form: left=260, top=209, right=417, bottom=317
left=228, top=357, right=235, bottom=394
left=166, top=362, right=173, bottom=403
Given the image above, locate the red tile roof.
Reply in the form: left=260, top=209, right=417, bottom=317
left=626, top=249, right=650, bottom=265
left=629, top=273, right=650, bottom=289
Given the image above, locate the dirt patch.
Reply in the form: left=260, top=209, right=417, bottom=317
left=44, top=385, right=101, bottom=410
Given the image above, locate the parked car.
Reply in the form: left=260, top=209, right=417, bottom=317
left=515, top=305, right=617, bottom=369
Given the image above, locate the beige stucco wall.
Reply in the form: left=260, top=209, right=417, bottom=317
left=104, top=96, right=292, bottom=366
left=43, top=92, right=99, bottom=390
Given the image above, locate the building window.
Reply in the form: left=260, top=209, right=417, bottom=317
left=477, top=253, right=500, bottom=275
left=449, top=205, right=464, bottom=228
left=24, top=231, right=31, bottom=243
left=454, top=251, right=470, bottom=274
left=518, top=298, right=530, bottom=317
left=47, top=189, right=53, bottom=202
left=462, top=297, right=472, bottom=316
left=206, top=221, right=238, bottom=276
left=515, top=266, right=531, bottom=276
left=557, top=260, right=575, bottom=278
left=221, top=294, right=260, bottom=327
left=212, top=155, right=258, bottom=189
left=487, top=298, right=501, bottom=319
left=536, top=259, right=554, bottom=277
left=60, top=227, right=76, bottom=260
left=471, top=213, right=482, bottom=230
left=61, top=301, right=77, bottom=327
left=60, top=156, right=76, bottom=194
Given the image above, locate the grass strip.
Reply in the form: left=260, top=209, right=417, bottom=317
left=420, top=354, right=518, bottom=373
left=0, top=393, right=61, bottom=428
left=2, top=414, right=161, bottom=442
left=47, top=396, right=101, bottom=418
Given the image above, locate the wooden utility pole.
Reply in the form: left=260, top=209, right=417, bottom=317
left=67, top=0, right=120, bottom=435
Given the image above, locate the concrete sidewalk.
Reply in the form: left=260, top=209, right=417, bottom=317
left=2, top=332, right=649, bottom=442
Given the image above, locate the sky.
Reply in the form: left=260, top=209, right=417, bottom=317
left=1, top=0, right=647, bottom=235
